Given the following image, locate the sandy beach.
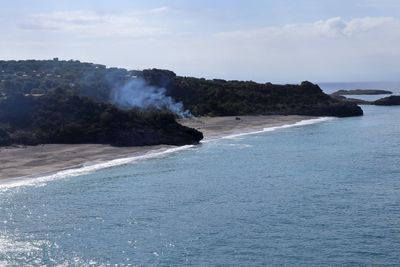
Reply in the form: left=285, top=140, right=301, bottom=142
left=178, top=115, right=315, bottom=141
left=0, top=115, right=315, bottom=180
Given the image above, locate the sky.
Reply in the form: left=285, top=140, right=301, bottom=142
left=1, top=0, right=400, bottom=83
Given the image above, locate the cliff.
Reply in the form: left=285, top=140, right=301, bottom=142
left=374, top=95, right=400, bottom=106
left=0, top=93, right=203, bottom=147
left=0, top=60, right=363, bottom=122
left=164, top=79, right=363, bottom=117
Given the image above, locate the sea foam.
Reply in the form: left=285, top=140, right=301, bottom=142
left=0, top=145, right=194, bottom=190
left=220, top=117, right=335, bottom=139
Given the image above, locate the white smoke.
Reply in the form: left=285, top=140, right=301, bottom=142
left=111, top=78, right=191, bottom=117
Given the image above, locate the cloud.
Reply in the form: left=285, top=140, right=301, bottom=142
left=343, top=17, right=400, bottom=35
left=9, top=14, right=400, bottom=82
left=204, top=16, right=400, bottom=82
left=148, top=7, right=170, bottom=13
left=20, top=10, right=170, bottom=38
left=216, top=16, right=400, bottom=39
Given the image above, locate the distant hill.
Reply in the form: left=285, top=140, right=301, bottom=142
left=0, top=59, right=363, bottom=117
left=165, top=79, right=362, bottom=117
left=332, top=89, right=393, bottom=96
left=374, top=95, right=400, bottom=106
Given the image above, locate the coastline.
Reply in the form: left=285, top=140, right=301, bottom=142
left=178, top=115, right=321, bottom=141
left=0, top=115, right=325, bottom=187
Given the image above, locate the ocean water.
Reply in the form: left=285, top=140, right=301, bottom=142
left=0, top=106, right=400, bottom=265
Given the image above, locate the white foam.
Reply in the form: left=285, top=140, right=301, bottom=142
left=0, top=117, right=334, bottom=190
left=0, top=145, right=194, bottom=190
left=221, top=117, right=335, bottom=139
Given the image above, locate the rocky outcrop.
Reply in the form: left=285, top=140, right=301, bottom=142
left=0, top=60, right=364, bottom=119
left=374, top=95, right=400, bottom=106
left=301, top=102, right=364, bottom=117
left=166, top=78, right=363, bottom=117
left=0, top=94, right=203, bottom=147
left=332, top=89, right=393, bottom=95
left=331, top=94, right=372, bottom=105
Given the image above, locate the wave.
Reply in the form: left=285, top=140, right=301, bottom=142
left=0, top=117, right=334, bottom=190
left=220, top=117, right=335, bottom=139
left=0, top=145, right=194, bottom=190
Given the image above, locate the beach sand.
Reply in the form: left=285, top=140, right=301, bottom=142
left=0, top=115, right=315, bottom=180
left=178, top=115, right=315, bottom=141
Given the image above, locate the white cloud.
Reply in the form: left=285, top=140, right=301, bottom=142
left=149, top=7, right=170, bottom=13
left=343, top=17, right=400, bottom=35
left=217, top=16, right=400, bottom=39
left=20, top=10, right=170, bottom=38
left=204, top=16, right=400, bottom=82
left=6, top=14, right=400, bottom=82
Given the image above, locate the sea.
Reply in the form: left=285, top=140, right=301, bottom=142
left=0, top=83, right=399, bottom=266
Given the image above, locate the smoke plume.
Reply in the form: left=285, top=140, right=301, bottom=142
left=111, top=78, right=191, bottom=117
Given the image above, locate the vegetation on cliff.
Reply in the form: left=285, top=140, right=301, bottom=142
left=0, top=59, right=363, bottom=118
left=374, top=95, right=400, bottom=106
left=0, top=59, right=366, bottom=146
left=165, top=79, right=363, bottom=117
left=0, top=93, right=203, bottom=146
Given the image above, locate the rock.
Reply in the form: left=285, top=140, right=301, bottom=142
left=330, top=94, right=372, bottom=105
left=373, top=95, right=400, bottom=106
left=0, top=94, right=204, bottom=147
left=332, top=89, right=393, bottom=95
left=307, top=102, right=364, bottom=117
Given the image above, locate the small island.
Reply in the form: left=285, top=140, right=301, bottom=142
left=332, top=89, right=393, bottom=96
left=374, top=95, right=400, bottom=106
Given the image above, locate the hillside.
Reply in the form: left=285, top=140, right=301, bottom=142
left=166, top=78, right=362, bottom=117
left=0, top=59, right=363, bottom=118
left=374, top=95, right=400, bottom=106
left=0, top=93, right=203, bottom=147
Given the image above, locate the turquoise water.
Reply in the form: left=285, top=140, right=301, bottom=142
left=0, top=105, right=399, bottom=266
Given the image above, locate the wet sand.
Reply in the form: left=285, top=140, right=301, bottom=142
left=0, top=115, right=315, bottom=180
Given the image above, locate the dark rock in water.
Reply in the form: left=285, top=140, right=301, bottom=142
left=331, top=94, right=372, bottom=105
left=374, top=95, right=400, bottom=106
left=345, top=98, right=371, bottom=105
left=304, top=102, right=364, bottom=117
left=332, top=89, right=393, bottom=95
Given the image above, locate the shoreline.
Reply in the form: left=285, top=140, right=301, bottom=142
left=178, top=115, right=322, bottom=141
left=0, top=115, right=325, bottom=187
